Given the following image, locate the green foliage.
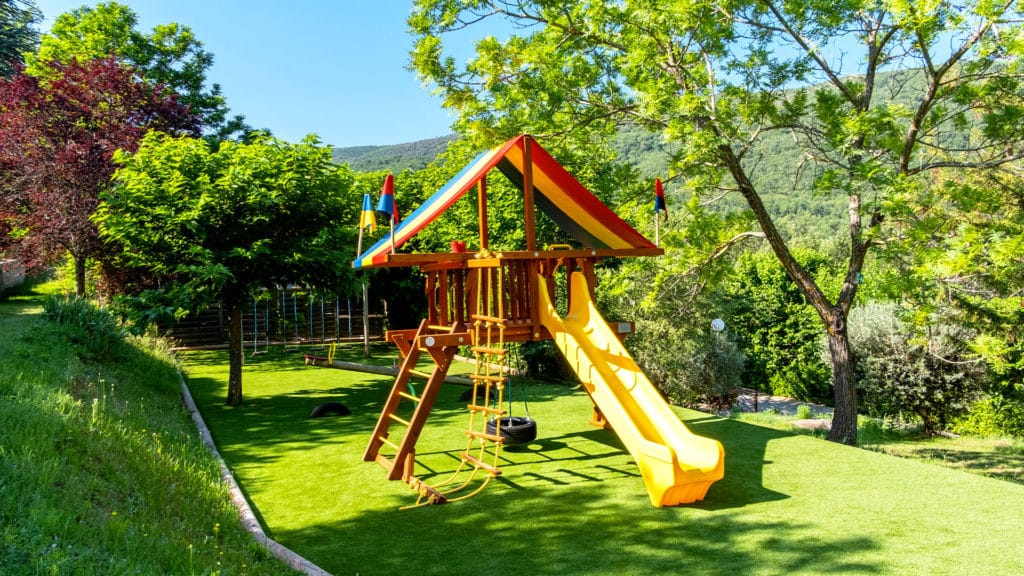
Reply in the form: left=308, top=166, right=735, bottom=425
left=795, top=403, right=814, bottom=420
left=953, top=395, right=1024, bottom=439
left=876, top=168, right=1024, bottom=399
left=519, top=340, right=574, bottom=382
left=847, top=302, right=989, bottom=434
left=721, top=250, right=836, bottom=403
left=39, top=293, right=125, bottom=361
left=599, top=255, right=745, bottom=408
left=97, top=132, right=357, bottom=318
left=667, top=330, right=746, bottom=408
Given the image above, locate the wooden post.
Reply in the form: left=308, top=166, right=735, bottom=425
left=362, top=280, right=370, bottom=357
left=477, top=177, right=488, bottom=251
left=389, top=218, right=395, bottom=255
left=523, top=135, right=537, bottom=252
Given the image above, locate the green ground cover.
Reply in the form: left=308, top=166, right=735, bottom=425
left=183, top=346, right=1024, bottom=576
left=733, top=411, right=1024, bottom=485
left=0, top=286, right=298, bottom=576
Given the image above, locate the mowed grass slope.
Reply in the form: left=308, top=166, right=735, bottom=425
left=185, top=346, right=1024, bottom=576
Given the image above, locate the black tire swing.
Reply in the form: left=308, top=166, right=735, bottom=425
left=486, top=345, right=537, bottom=446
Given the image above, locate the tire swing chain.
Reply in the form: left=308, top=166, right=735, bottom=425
left=508, top=344, right=531, bottom=422
left=403, top=263, right=506, bottom=509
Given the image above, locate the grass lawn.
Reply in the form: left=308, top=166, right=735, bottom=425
left=183, top=345, right=1024, bottom=576
left=1, top=285, right=298, bottom=575
left=862, top=435, right=1024, bottom=484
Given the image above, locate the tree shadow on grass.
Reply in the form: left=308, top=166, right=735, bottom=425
left=272, top=480, right=882, bottom=576
left=186, top=373, right=395, bottom=464
left=895, top=447, right=1024, bottom=484
left=189, top=357, right=793, bottom=508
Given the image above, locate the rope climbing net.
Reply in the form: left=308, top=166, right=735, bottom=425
left=405, top=261, right=509, bottom=508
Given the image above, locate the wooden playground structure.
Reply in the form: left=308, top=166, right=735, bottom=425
left=351, top=135, right=724, bottom=507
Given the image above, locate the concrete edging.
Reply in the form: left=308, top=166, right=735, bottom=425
left=177, top=372, right=332, bottom=576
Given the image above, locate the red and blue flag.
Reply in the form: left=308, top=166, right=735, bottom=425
left=376, top=173, right=398, bottom=223
left=654, top=178, right=668, bottom=221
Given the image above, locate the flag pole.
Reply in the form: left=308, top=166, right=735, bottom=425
left=655, top=212, right=660, bottom=247
left=357, top=225, right=364, bottom=257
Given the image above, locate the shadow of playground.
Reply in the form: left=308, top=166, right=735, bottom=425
left=274, top=480, right=881, bottom=576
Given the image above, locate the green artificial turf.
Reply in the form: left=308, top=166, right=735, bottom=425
left=183, top=345, right=1024, bottom=576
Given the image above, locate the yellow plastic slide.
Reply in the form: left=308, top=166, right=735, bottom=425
left=537, top=272, right=724, bottom=506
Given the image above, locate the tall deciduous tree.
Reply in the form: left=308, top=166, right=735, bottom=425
left=409, top=0, right=1024, bottom=444
left=24, top=1, right=248, bottom=139
left=96, top=132, right=356, bottom=406
left=0, top=56, right=198, bottom=295
left=0, top=0, right=39, bottom=76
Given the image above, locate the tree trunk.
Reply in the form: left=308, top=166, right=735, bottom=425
left=74, top=252, right=87, bottom=297
left=825, top=314, right=858, bottom=445
left=226, top=298, right=244, bottom=406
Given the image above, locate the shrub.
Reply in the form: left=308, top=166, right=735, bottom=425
left=630, top=317, right=745, bottom=409
left=722, top=250, right=835, bottom=403
left=795, top=403, right=813, bottom=419
left=846, top=302, right=988, bottom=434
left=953, top=395, right=1024, bottom=438
left=519, top=340, right=575, bottom=382
left=40, top=294, right=126, bottom=361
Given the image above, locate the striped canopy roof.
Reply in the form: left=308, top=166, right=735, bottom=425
left=353, top=135, right=656, bottom=268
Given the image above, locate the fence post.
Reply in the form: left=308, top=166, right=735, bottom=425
left=362, top=281, right=370, bottom=357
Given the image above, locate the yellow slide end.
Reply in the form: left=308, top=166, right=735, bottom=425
left=537, top=272, right=724, bottom=506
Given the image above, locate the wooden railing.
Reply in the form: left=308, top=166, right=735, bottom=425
left=420, top=251, right=602, bottom=342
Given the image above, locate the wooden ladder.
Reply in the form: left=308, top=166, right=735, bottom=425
left=362, top=319, right=471, bottom=482
left=401, top=312, right=509, bottom=508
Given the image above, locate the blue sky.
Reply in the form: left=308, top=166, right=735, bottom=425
left=36, top=1, right=467, bottom=147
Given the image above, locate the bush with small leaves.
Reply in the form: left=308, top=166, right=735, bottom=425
left=846, top=302, right=988, bottom=435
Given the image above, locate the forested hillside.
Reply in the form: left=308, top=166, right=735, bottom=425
left=332, top=135, right=454, bottom=172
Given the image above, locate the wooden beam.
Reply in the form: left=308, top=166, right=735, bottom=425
left=478, top=177, right=489, bottom=251
left=523, top=135, right=537, bottom=252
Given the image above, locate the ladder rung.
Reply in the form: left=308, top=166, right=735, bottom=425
left=469, top=373, right=506, bottom=383
left=378, top=436, right=399, bottom=451
left=467, top=404, right=505, bottom=415
left=471, top=346, right=507, bottom=356
left=426, top=324, right=452, bottom=332
left=466, top=430, right=505, bottom=443
left=374, top=454, right=393, bottom=470
left=408, top=476, right=448, bottom=504
left=388, top=413, right=411, bottom=427
left=462, top=452, right=502, bottom=475
left=398, top=391, right=419, bottom=402
left=471, top=314, right=505, bottom=324
left=409, top=369, right=433, bottom=379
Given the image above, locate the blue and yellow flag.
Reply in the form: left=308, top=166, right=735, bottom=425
left=358, top=193, right=376, bottom=233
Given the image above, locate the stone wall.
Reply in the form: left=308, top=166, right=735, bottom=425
left=0, top=259, right=26, bottom=293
